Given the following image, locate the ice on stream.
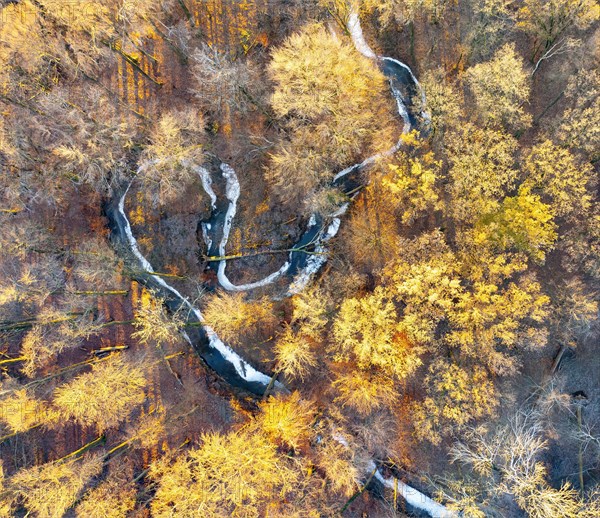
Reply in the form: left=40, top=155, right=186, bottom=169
left=288, top=216, right=342, bottom=295
left=367, top=461, right=457, bottom=517
left=348, top=11, right=377, bottom=59
left=118, top=181, right=277, bottom=387
left=215, top=162, right=292, bottom=291
left=184, top=161, right=218, bottom=210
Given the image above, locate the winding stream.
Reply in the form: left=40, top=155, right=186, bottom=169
left=104, top=10, right=454, bottom=517
left=195, top=20, right=426, bottom=296
left=104, top=181, right=284, bottom=394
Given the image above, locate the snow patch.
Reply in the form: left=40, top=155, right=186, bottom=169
left=200, top=223, right=212, bottom=250
left=204, top=326, right=276, bottom=385
left=213, top=162, right=292, bottom=291
left=330, top=203, right=350, bottom=218
left=218, top=261, right=292, bottom=292
left=331, top=433, right=454, bottom=516
left=288, top=216, right=342, bottom=295
left=185, top=161, right=218, bottom=210
left=389, top=82, right=412, bottom=132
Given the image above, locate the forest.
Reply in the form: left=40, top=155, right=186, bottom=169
left=0, top=0, right=599, bottom=516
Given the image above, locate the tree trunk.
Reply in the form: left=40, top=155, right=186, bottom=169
left=70, top=290, right=128, bottom=296
left=577, top=405, right=584, bottom=494
left=0, top=356, right=26, bottom=366
left=262, top=369, right=282, bottom=399
left=59, top=435, right=106, bottom=462
left=341, top=464, right=378, bottom=513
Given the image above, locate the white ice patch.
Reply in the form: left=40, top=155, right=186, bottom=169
left=182, top=160, right=218, bottom=210
left=216, top=164, right=240, bottom=255
left=288, top=253, right=328, bottom=295
left=218, top=261, right=292, bottom=292
left=195, top=164, right=218, bottom=210
left=332, top=134, right=405, bottom=184
left=200, top=222, right=212, bottom=251
left=390, top=83, right=412, bottom=132
left=367, top=461, right=456, bottom=518
left=330, top=203, right=350, bottom=218
left=381, top=56, right=430, bottom=124
left=333, top=164, right=358, bottom=183
left=204, top=326, right=278, bottom=386
left=325, top=217, right=341, bottom=237
left=331, top=431, right=349, bottom=447
left=382, top=57, right=423, bottom=99
left=288, top=216, right=342, bottom=295
left=331, top=427, right=455, bottom=518
left=331, top=432, right=453, bottom=516
left=347, top=11, right=377, bottom=59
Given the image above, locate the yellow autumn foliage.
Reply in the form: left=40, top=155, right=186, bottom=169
left=10, top=454, right=103, bottom=518
left=414, top=361, right=498, bottom=444
left=332, top=287, right=422, bottom=379
left=151, top=429, right=298, bottom=517
left=53, top=356, right=147, bottom=431
left=258, top=391, right=315, bottom=449
left=465, top=44, right=532, bottom=130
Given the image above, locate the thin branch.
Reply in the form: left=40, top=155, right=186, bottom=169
left=59, top=435, right=106, bottom=462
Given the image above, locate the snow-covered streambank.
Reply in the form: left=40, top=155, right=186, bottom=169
left=333, top=430, right=455, bottom=517
left=348, top=10, right=413, bottom=133
left=347, top=11, right=377, bottom=59
left=288, top=215, right=343, bottom=295
left=368, top=461, right=456, bottom=518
